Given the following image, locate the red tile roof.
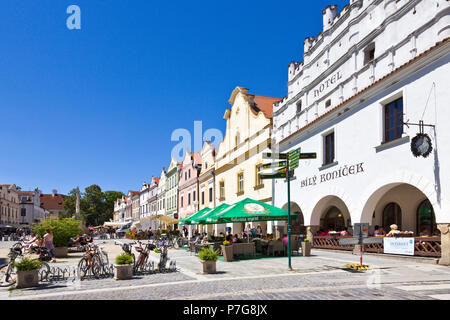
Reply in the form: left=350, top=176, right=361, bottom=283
left=40, top=194, right=66, bottom=211
left=249, top=95, right=282, bottom=118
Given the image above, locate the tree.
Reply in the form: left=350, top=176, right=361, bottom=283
left=62, top=185, right=123, bottom=226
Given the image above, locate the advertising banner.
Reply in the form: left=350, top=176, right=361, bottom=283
left=383, top=237, right=415, bottom=255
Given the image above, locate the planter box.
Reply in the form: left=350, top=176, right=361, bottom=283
left=301, top=242, right=311, bottom=256
left=54, top=247, right=68, bottom=258
left=221, top=245, right=233, bottom=262
left=114, top=264, right=133, bottom=280
left=16, top=269, right=39, bottom=289
left=202, top=261, right=216, bottom=274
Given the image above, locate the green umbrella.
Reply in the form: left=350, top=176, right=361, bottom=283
left=206, top=198, right=288, bottom=224
left=193, top=203, right=231, bottom=225
left=178, top=207, right=213, bottom=225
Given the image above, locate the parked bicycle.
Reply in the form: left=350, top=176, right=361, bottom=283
left=78, top=243, right=102, bottom=279
left=114, top=240, right=136, bottom=265
left=133, top=241, right=156, bottom=272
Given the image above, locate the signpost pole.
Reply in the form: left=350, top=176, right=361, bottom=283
left=287, top=158, right=292, bottom=271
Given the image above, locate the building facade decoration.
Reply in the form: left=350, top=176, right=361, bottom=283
left=198, top=141, right=216, bottom=234
left=166, top=158, right=181, bottom=220
left=0, top=184, right=20, bottom=225
left=178, top=150, right=202, bottom=222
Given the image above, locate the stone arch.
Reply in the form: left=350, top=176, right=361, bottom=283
left=309, top=194, right=352, bottom=230
left=308, top=187, right=354, bottom=226
left=357, top=170, right=441, bottom=225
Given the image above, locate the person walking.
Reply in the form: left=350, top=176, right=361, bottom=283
left=44, top=228, right=56, bottom=263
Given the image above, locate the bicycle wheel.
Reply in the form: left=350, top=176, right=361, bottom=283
left=0, top=264, right=16, bottom=287
left=91, top=255, right=101, bottom=278
left=78, top=256, right=90, bottom=279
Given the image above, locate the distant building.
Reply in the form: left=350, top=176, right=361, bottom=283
left=40, top=190, right=66, bottom=218
left=0, top=184, right=20, bottom=225
left=18, top=188, right=46, bottom=225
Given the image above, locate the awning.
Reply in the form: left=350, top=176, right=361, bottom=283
left=178, top=207, right=213, bottom=225
left=156, top=215, right=179, bottom=225
left=194, top=203, right=231, bottom=225
left=205, top=198, right=288, bottom=224
left=103, top=221, right=129, bottom=227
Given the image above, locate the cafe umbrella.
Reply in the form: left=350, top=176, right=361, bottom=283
left=205, top=198, right=288, bottom=224
left=192, top=203, right=231, bottom=225
left=178, top=207, right=213, bottom=225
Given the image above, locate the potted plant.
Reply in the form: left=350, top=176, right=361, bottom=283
left=14, top=256, right=42, bottom=288
left=221, top=240, right=233, bottom=262
left=301, top=238, right=311, bottom=256
left=198, top=248, right=219, bottom=274
left=33, top=218, right=81, bottom=258
left=114, top=253, right=134, bottom=280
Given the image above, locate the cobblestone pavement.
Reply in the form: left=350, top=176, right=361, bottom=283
left=1, top=239, right=450, bottom=300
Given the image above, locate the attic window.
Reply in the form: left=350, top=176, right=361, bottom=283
left=364, top=43, right=375, bottom=65
left=325, top=99, right=332, bottom=108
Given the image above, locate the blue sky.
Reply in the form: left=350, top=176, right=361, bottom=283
left=0, top=0, right=347, bottom=195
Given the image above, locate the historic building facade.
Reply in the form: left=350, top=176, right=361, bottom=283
left=148, top=177, right=159, bottom=229
left=157, top=168, right=167, bottom=217
left=178, top=151, right=202, bottom=222
left=18, top=189, right=46, bottom=225
left=131, top=192, right=140, bottom=221
left=198, top=141, right=217, bottom=234
left=0, top=184, right=20, bottom=225
left=40, top=190, right=66, bottom=218
left=272, top=0, right=450, bottom=264
left=165, top=158, right=181, bottom=220
left=215, top=86, right=281, bottom=235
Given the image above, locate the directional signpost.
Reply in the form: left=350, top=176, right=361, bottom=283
left=261, top=148, right=317, bottom=270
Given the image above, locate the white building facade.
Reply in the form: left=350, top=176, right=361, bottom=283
left=272, top=0, right=450, bottom=264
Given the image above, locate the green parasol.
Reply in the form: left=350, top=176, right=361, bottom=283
left=178, top=207, right=213, bottom=225
left=205, top=198, right=288, bottom=224
left=192, top=203, right=231, bottom=225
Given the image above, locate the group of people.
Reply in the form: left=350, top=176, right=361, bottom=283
left=20, top=228, right=56, bottom=263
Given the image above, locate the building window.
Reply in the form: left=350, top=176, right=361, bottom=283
left=181, top=196, right=183, bottom=208
left=256, top=165, right=263, bottom=187
left=188, top=193, right=191, bottom=205
left=235, top=132, right=240, bottom=148
left=219, top=181, right=225, bottom=200
left=417, top=200, right=436, bottom=236
left=205, top=162, right=208, bottom=169
left=325, top=99, right=331, bottom=108
left=237, top=173, right=244, bottom=194
left=185, top=172, right=187, bottom=180
left=21, top=208, right=26, bottom=217
left=384, top=97, right=403, bottom=143
left=209, top=188, right=213, bottom=202
left=201, top=191, right=205, bottom=205
left=382, top=202, right=402, bottom=231
left=188, top=169, right=191, bottom=179
left=321, top=206, right=345, bottom=232
left=296, top=100, right=302, bottom=113
left=324, top=132, right=335, bottom=165
left=364, top=43, right=375, bottom=65
left=193, top=191, right=196, bottom=202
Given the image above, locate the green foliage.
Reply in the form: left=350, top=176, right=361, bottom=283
left=63, top=185, right=124, bottom=226
left=198, top=248, right=220, bottom=262
left=33, top=217, right=81, bottom=247
left=153, top=249, right=161, bottom=254
left=13, top=257, right=42, bottom=271
left=115, top=253, right=134, bottom=265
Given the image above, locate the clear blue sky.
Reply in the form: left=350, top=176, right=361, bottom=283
left=0, top=0, right=347, bottom=195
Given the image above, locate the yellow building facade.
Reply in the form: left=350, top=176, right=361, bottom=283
left=214, top=87, right=281, bottom=235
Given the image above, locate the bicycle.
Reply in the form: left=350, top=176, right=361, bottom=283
left=77, top=243, right=102, bottom=279
left=133, top=241, right=156, bottom=272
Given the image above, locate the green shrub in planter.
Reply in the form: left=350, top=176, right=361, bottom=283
left=13, top=257, right=42, bottom=271
left=115, top=253, right=134, bottom=265
left=33, top=218, right=82, bottom=248
left=198, top=248, right=220, bottom=262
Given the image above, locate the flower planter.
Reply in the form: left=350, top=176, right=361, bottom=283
left=301, top=242, right=311, bottom=256
left=202, top=261, right=216, bottom=274
left=16, top=269, right=39, bottom=289
left=221, top=245, right=233, bottom=262
left=54, top=247, right=68, bottom=258
left=114, top=264, right=133, bottom=280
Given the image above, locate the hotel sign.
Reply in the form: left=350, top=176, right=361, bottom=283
left=313, top=70, right=343, bottom=98
left=299, top=162, right=365, bottom=188
left=383, top=237, right=415, bottom=256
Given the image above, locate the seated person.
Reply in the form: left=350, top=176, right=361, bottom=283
left=84, top=234, right=93, bottom=243
left=386, top=224, right=400, bottom=237
left=282, top=234, right=289, bottom=246
left=419, top=228, right=430, bottom=236
left=340, top=227, right=349, bottom=236
left=201, top=236, right=208, bottom=245
left=374, top=225, right=386, bottom=237
left=23, top=233, right=39, bottom=254
left=232, top=234, right=238, bottom=243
